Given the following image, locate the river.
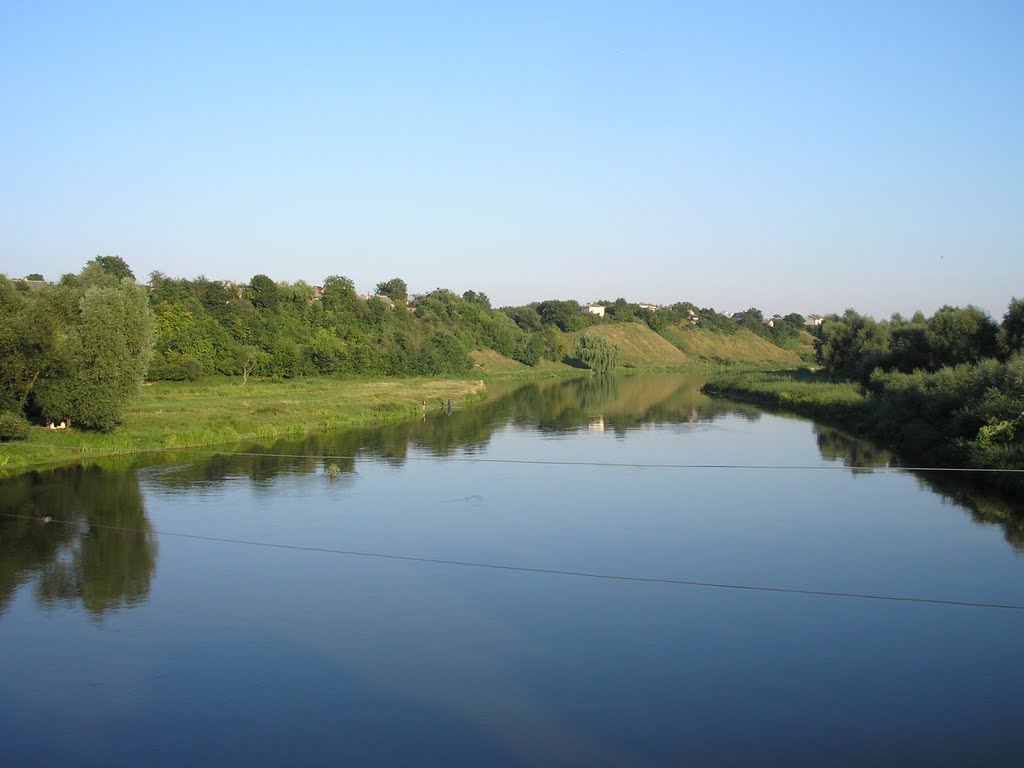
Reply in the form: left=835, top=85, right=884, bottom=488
left=2, top=373, right=1023, bottom=766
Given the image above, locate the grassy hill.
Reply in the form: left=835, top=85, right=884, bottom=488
left=472, top=322, right=808, bottom=373
left=468, top=349, right=574, bottom=376
left=581, top=324, right=688, bottom=366
left=657, top=325, right=805, bottom=365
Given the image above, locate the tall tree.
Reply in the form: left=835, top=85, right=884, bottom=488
left=82, top=255, right=136, bottom=283
left=999, top=298, right=1024, bottom=357
left=248, top=274, right=279, bottom=310
left=575, top=333, right=619, bottom=374
left=321, top=275, right=358, bottom=317
left=34, top=280, right=156, bottom=430
left=376, top=277, right=408, bottom=304
left=537, top=299, right=586, bottom=332
left=926, top=305, right=998, bottom=367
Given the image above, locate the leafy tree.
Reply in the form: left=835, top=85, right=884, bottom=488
left=575, top=333, right=619, bottom=374
left=999, top=297, right=1024, bottom=357
left=307, top=328, right=348, bottom=373
left=737, top=307, right=766, bottom=334
left=537, top=299, right=587, bottom=332
left=321, top=275, right=358, bottom=319
left=506, top=305, right=542, bottom=331
left=816, top=310, right=890, bottom=382
left=34, top=280, right=155, bottom=430
left=82, top=255, right=135, bottom=283
left=513, top=333, right=546, bottom=366
left=462, top=290, right=491, bottom=309
left=606, top=298, right=637, bottom=322
left=886, top=321, right=931, bottom=373
left=926, top=305, right=997, bottom=367
left=376, top=277, right=408, bottom=304
left=25, top=273, right=44, bottom=281
left=783, top=313, right=805, bottom=329
left=0, top=278, right=75, bottom=413
left=248, top=274, right=279, bottom=310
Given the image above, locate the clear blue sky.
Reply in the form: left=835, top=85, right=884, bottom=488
left=2, top=1, right=1021, bottom=318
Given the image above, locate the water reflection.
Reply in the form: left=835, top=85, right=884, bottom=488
left=0, top=466, right=156, bottom=617
left=2, top=372, right=1023, bottom=624
left=145, top=373, right=760, bottom=490
left=813, top=423, right=1024, bottom=550
left=814, top=424, right=895, bottom=470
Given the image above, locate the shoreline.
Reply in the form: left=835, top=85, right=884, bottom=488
left=702, top=368, right=1024, bottom=497
left=2, top=364, right=768, bottom=477
left=0, top=376, right=490, bottom=476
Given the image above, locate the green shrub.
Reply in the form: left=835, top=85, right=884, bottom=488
left=0, top=411, right=29, bottom=441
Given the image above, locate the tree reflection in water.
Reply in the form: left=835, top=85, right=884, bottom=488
left=3, top=373, right=1023, bottom=618
left=0, top=466, right=156, bottom=617
left=813, top=423, right=1024, bottom=551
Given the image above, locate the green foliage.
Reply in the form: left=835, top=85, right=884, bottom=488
left=605, top=298, right=636, bottom=322
left=575, top=334, right=619, bottom=374
left=815, top=309, right=892, bottom=382
left=926, top=305, right=997, bottom=367
left=736, top=307, right=765, bottom=334
left=505, top=305, right=542, bottom=331
left=462, top=290, right=491, bottom=309
left=704, top=370, right=867, bottom=422
left=513, top=333, right=546, bottom=366
left=34, top=279, right=156, bottom=430
left=82, top=255, right=135, bottom=283
left=706, top=351, right=1024, bottom=493
left=0, top=411, right=29, bottom=441
left=537, top=299, right=587, bottom=332
left=248, top=274, right=279, bottom=310
left=885, top=320, right=931, bottom=373
left=999, top=297, right=1024, bottom=357
left=783, top=313, right=805, bottom=329
left=816, top=303, right=1005, bottom=383
left=322, top=275, right=358, bottom=318
left=0, top=277, right=58, bottom=412
left=376, top=277, right=408, bottom=304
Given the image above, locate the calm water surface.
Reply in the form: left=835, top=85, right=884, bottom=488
left=2, top=373, right=1023, bottom=767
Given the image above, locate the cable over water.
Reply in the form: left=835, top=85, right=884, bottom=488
left=3, top=512, right=1023, bottom=612
left=7, top=443, right=1024, bottom=473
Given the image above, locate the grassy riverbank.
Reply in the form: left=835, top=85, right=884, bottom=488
left=702, top=369, right=869, bottom=422
left=703, top=368, right=1024, bottom=495
left=0, top=376, right=487, bottom=474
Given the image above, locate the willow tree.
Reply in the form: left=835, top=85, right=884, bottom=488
left=575, top=333, right=619, bottom=375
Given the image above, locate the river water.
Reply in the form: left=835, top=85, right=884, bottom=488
left=2, top=373, right=1023, bottom=766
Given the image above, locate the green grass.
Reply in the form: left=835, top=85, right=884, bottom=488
left=468, top=349, right=579, bottom=377
left=659, top=325, right=808, bottom=366
left=0, top=376, right=487, bottom=474
left=703, top=368, right=868, bottom=422
left=579, top=324, right=689, bottom=366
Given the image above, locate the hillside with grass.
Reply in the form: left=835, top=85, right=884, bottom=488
left=658, top=325, right=807, bottom=366
left=581, top=324, right=688, bottom=366
left=468, top=349, right=574, bottom=376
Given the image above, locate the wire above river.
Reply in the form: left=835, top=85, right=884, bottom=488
left=192, top=449, right=1024, bottom=474
left=3, top=511, right=1023, bottom=613
left=7, top=444, right=1024, bottom=473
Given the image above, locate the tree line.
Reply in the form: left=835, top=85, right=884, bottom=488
left=1, top=256, right=819, bottom=433
left=813, top=301, right=1024, bottom=486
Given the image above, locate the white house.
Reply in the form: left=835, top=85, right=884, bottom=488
left=580, top=304, right=606, bottom=317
